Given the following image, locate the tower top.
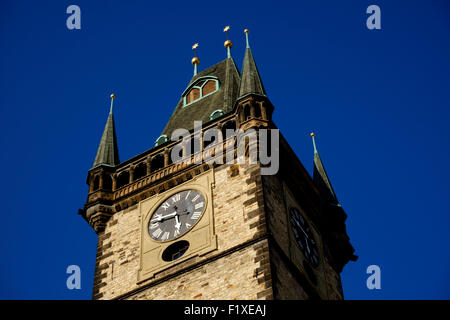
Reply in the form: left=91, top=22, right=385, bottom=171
left=310, top=133, right=338, bottom=205
left=91, top=94, right=120, bottom=169
left=238, top=28, right=266, bottom=98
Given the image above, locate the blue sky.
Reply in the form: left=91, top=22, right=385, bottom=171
left=1, top=0, right=449, bottom=299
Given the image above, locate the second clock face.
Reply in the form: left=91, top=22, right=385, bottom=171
left=148, top=190, right=206, bottom=242
left=289, top=207, right=320, bottom=268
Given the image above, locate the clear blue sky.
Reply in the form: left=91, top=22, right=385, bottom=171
left=1, top=0, right=449, bottom=300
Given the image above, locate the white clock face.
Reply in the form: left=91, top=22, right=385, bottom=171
left=148, top=190, right=206, bottom=242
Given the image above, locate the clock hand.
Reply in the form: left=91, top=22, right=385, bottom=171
left=174, top=215, right=181, bottom=230
left=151, top=211, right=178, bottom=223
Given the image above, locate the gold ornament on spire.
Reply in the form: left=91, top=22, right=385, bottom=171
left=224, top=25, right=232, bottom=48
left=191, top=43, right=200, bottom=65
left=244, top=28, right=250, bottom=48
left=109, top=93, right=116, bottom=114
left=310, top=132, right=315, bottom=137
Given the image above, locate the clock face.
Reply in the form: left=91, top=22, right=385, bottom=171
left=289, top=207, right=320, bottom=267
left=148, top=190, right=206, bottom=242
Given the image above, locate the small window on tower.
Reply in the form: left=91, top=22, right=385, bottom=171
left=186, top=88, right=200, bottom=104
left=210, top=109, right=224, bottom=120
left=202, top=80, right=216, bottom=96
left=183, top=77, right=219, bottom=106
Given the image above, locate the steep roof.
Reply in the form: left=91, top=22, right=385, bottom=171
left=311, top=135, right=339, bottom=205
left=161, top=57, right=240, bottom=138
left=238, top=45, right=266, bottom=98
left=92, top=110, right=120, bottom=168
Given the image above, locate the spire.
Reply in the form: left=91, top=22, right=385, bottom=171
left=238, top=29, right=266, bottom=98
left=222, top=26, right=240, bottom=110
left=92, top=94, right=120, bottom=168
left=191, top=43, right=200, bottom=76
left=310, top=133, right=339, bottom=205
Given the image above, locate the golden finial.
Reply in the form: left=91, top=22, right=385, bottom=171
left=310, top=132, right=318, bottom=153
left=224, top=25, right=232, bottom=49
left=244, top=28, right=250, bottom=48
left=109, top=93, right=116, bottom=114
left=191, top=43, right=200, bottom=75
left=191, top=43, right=200, bottom=66
left=191, top=57, right=200, bottom=65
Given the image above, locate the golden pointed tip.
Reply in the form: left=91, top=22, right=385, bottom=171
left=310, top=132, right=315, bottom=137
left=192, top=43, right=199, bottom=50
left=224, top=26, right=230, bottom=32
left=110, top=94, right=116, bottom=99
left=244, top=29, right=249, bottom=34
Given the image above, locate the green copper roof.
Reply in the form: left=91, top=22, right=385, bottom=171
left=312, top=140, right=339, bottom=205
left=92, top=110, right=120, bottom=168
left=238, top=46, right=266, bottom=98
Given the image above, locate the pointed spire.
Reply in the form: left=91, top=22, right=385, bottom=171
left=92, top=94, right=120, bottom=168
left=191, top=43, right=200, bottom=76
left=310, top=133, right=339, bottom=205
left=238, top=29, right=266, bottom=98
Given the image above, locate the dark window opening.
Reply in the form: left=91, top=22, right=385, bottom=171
left=92, top=176, right=100, bottom=191
left=244, top=104, right=251, bottom=120
left=254, top=104, right=262, bottom=118
left=162, top=240, right=190, bottom=262
left=133, top=163, right=147, bottom=181
left=222, top=121, right=236, bottom=141
left=117, top=171, right=130, bottom=189
left=103, top=174, right=112, bottom=191
left=151, top=154, right=165, bottom=172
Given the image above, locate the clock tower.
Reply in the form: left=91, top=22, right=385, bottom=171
left=79, top=29, right=357, bottom=300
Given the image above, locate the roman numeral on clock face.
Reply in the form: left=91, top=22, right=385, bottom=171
left=191, top=211, right=202, bottom=220
left=172, top=194, right=181, bottom=203
left=194, top=202, right=204, bottom=210
left=191, top=194, right=200, bottom=202
left=161, top=231, right=170, bottom=241
left=149, top=223, right=158, bottom=230
left=152, top=228, right=163, bottom=238
left=161, top=202, right=170, bottom=210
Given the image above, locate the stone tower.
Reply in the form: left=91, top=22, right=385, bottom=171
left=79, top=29, right=357, bottom=300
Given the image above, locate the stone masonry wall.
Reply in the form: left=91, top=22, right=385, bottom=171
left=92, top=163, right=272, bottom=300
